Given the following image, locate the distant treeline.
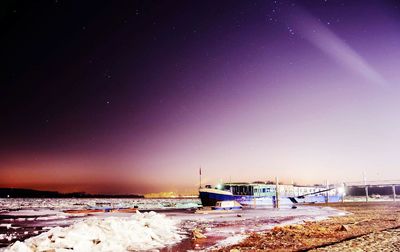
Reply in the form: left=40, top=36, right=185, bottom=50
left=0, top=188, right=144, bottom=198
left=347, top=185, right=400, bottom=196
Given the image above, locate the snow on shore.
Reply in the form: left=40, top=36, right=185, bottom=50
left=3, top=211, right=183, bottom=252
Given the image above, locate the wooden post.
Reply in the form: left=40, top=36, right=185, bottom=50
left=342, top=183, right=345, bottom=203
left=275, top=176, right=279, bottom=208
left=363, top=171, right=368, bottom=203
left=393, top=185, right=396, bottom=202
left=253, top=187, right=256, bottom=208
left=326, top=179, right=329, bottom=203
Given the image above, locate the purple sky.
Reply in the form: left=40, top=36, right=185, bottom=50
left=1, top=1, right=400, bottom=194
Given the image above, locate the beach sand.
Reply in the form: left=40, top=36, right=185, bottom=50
left=219, top=202, right=400, bottom=251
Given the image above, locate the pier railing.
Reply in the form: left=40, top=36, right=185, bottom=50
left=344, top=180, right=400, bottom=187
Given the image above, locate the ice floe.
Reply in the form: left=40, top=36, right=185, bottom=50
left=3, top=211, right=183, bottom=252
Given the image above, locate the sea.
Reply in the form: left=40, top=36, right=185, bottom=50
left=0, top=198, right=346, bottom=251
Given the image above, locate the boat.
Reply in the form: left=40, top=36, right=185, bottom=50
left=63, top=209, right=105, bottom=214
left=212, top=200, right=242, bottom=210
left=63, top=207, right=138, bottom=214
left=199, top=182, right=343, bottom=207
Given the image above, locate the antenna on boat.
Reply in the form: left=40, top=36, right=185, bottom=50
left=199, top=166, right=202, bottom=189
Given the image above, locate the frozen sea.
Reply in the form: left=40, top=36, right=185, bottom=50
left=0, top=198, right=346, bottom=251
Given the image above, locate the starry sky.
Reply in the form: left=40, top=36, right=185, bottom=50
left=2, top=0, right=400, bottom=194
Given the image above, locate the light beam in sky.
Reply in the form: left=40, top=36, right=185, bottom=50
left=291, top=8, right=387, bottom=87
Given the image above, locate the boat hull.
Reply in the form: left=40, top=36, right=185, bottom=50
left=212, top=206, right=242, bottom=210
left=295, top=195, right=342, bottom=204
left=199, top=191, right=235, bottom=206
left=199, top=190, right=341, bottom=207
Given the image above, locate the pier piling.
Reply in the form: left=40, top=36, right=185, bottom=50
left=393, top=185, right=396, bottom=202
left=275, top=176, right=279, bottom=208
left=363, top=171, right=368, bottom=203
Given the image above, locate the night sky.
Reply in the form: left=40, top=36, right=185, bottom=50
left=2, top=1, right=400, bottom=194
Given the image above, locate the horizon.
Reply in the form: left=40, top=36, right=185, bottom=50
left=2, top=1, right=400, bottom=194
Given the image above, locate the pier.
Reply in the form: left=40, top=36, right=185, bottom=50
left=344, top=180, right=400, bottom=202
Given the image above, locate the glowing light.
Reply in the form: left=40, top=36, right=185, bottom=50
left=337, top=186, right=345, bottom=195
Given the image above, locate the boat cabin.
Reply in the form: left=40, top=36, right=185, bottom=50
left=218, top=183, right=333, bottom=197
left=222, top=183, right=277, bottom=196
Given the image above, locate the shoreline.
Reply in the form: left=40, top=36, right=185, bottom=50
left=162, top=205, right=346, bottom=251
left=220, top=202, right=400, bottom=251
left=2, top=201, right=400, bottom=251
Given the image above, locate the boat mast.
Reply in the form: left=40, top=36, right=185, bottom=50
left=199, top=166, right=202, bottom=189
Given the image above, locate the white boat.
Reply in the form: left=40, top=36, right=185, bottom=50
left=199, top=182, right=343, bottom=207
